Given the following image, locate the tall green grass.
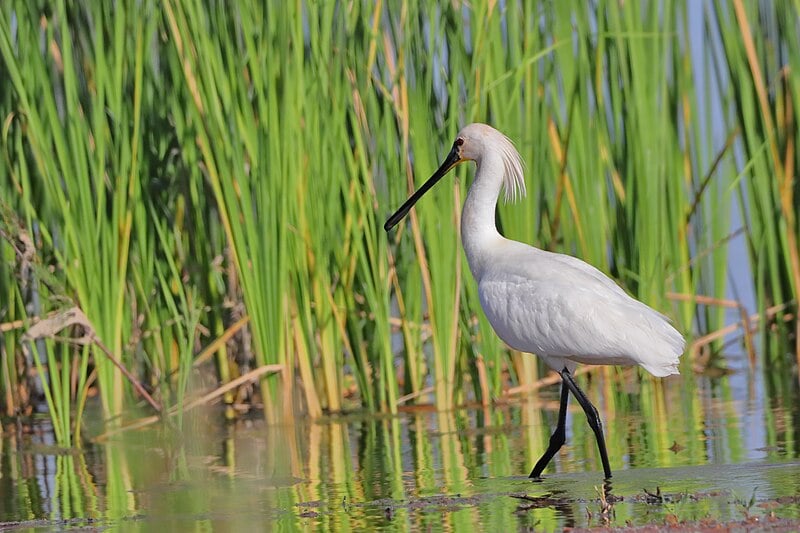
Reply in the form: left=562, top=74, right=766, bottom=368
left=712, top=0, right=800, bottom=367
left=0, top=1, right=797, bottom=437
left=2, top=1, right=152, bottom=424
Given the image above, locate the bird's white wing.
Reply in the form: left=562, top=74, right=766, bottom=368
left=476, top=247, right=683, bottom=376
left=538, top=249, right=630, bottom=300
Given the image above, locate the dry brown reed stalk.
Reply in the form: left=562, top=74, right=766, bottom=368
left=22, top=307, right=161, bottom=414
left=688, top=302, right=795, bottom=370
left=504, top=366, right=596, bottom=398
left=92, top=362, right=283, bottom=442
left=192, top=315, right=250, bottom=368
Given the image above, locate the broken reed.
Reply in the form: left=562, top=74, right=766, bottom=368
left=0, top=0, right=797, bottom=440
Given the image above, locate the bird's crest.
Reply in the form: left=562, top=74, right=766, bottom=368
left=498, top=133, right=526, bottom=203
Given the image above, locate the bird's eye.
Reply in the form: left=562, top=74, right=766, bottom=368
left=455, top=138, right=464, bottom=146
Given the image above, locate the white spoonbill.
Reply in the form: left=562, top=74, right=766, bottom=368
left=384, top=123, right=685, bottom=479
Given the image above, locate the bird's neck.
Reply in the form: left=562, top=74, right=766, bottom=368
left=460, top=154, right=504, bottom=280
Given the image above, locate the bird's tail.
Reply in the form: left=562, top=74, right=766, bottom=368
left=637, top=320, right=685, bottom=377
left=640, top=358, right=680, bottom=377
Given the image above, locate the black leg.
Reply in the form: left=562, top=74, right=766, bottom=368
left=560, top=369, right=613, bottom=479
left=529, top=379, right=570, bottom=478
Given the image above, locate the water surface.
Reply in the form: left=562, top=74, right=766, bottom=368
left=1, top=363, right=798, bottom=531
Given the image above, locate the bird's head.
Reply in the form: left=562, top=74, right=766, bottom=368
left=453, top=124, right=526, bottom=202
left=384, top=123, right=525, bottom=232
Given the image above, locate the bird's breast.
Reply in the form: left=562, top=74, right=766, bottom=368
left=477, top=275, right=561, bottom=355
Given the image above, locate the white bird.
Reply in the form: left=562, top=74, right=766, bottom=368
left=384, top=123, right=685, bottom=479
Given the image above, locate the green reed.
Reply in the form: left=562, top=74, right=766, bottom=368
left=162, top=0, right=294, bottom=423
left=0, top=1, right=797, bottom=434
left=2, top=1, right=141, bottom=423
left=1, top=0, right=203, bottom=438
left=712, top=0, right=800, bottom=366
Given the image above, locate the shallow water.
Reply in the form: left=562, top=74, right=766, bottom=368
left=1, top=362, right=799, bottom=531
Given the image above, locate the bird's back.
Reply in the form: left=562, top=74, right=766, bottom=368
left=475, top=240, right=684, bottom=377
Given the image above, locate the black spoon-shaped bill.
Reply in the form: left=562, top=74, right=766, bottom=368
left=384, top=143, right=462, bottom=232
